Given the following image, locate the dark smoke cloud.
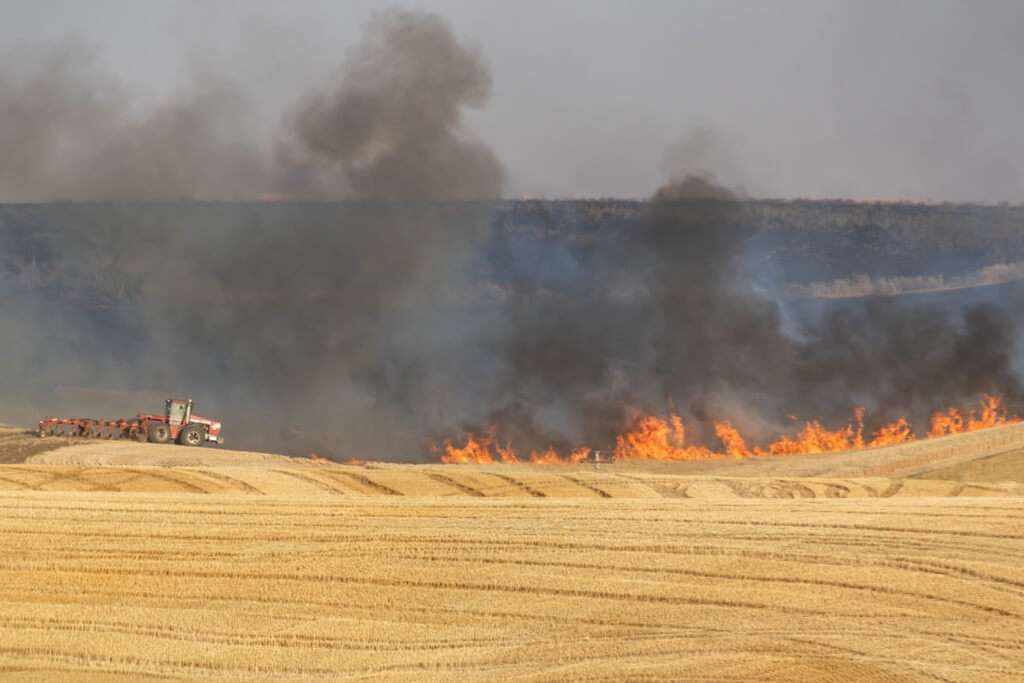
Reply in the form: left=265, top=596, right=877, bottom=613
left=279, top=9, right=504, bottom=200
left=466, top=176, right=778, bottom=449
left=471, top=173, right=1024, bottom=452
left=792, top=300, right=1022, bottom=424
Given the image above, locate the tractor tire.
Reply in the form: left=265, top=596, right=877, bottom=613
left=178, top=424, right=205, bottom=447
left=147, top=422, right=171, bottom=444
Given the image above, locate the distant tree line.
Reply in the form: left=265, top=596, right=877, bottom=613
left=1, top=200, right=1022, bottom=302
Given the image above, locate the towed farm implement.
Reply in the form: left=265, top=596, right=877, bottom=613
left=38, top=398, right=223, bottom=446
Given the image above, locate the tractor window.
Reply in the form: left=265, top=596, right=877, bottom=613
left=167, top=401, right=188, bottom=424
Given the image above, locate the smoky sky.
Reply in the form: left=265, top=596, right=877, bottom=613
left=0, top=8, right=502, bottom=202
left=0, top=3, right=1022, bottom=461
left=0, top=41, right=269, bottom=202
left=0, top=0, right=1021, bottom=202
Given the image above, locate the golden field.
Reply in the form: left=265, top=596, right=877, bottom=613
left=0, top=426, right=1020, bottom=680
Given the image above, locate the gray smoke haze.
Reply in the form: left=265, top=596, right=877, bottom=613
left=1, top=1, right=1021, bottom=201
left=0, top=9, right=500, bottom=202
left=0, top=10, right=505, bottom=457
left=0, top=204, right=499, bottom=459
left=0, top=41, right=270, bottom=202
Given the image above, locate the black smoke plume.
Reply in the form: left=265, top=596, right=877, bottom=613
left=470, top=173, right=1024, bottom=453
left=279, top=9, right=504, bottom=199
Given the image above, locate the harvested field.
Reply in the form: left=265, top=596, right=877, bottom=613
left=0, top=426, right=1021, bottom=680
left=0, top=462, right=1020, bottom=499
left=10, top=421, right=1024, bottom=480
left=915, top=448, right=1024, bottom=484
left=0, top=492, right=1021, bottom=680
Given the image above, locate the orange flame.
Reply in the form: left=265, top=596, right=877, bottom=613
left=753, top=419, right=861, bottom=455
left=569, top=446, right=591, bottom=463
left=614, top=413, right=717, bottom=460
left=969, top=394, right=1009, bottom=429
left=433, top=425, right=581, bottom=465
left=435, top=425, right=519, bottom=464
left=528, top=447, right=562, bottom=464
left=869, top=416, right=914, bottom=446
left=751, top=407, right=914, bottom=455
left=433, top=395, right=1018, bottom=465
left=713, top=420, right=750, bottom=458
left=927, top=408, right=964, bottom=438
left=308, top=453, right=330, bottom=463
left=928, top=394, right=1017, bottom=437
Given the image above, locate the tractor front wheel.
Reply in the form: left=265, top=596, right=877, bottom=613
left=178, top=424, right=205, bottom=447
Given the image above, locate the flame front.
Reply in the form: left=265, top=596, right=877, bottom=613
left=928, top=394, right=1013, bottom=437
left=433, top=395, right=1019, bottom=465
left=714, top=421, right=750, bottom=458
left=615, top=413, right=716, bottom=460
left=434, top=427, right=582, bottom=465
left=434, top=425, right=520, bottom=464
left=869, top=417, right=914, bottom=446
left=528, top=447, right=562, bottom=464
left=569, top=446, right=592, bottom=463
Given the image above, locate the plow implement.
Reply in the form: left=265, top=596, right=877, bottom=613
left=38, top=417, right=149, bottom=441
left=38, top=398, right=224, bottom=447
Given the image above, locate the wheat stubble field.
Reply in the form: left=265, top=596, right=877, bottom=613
left=0, top=427, right=1021, bottom=680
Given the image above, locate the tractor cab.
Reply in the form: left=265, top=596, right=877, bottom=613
left=166, top=399, right=193, bottom=426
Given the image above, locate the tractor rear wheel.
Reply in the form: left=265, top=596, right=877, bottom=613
left=178, top=424, right=205, bottom=447
left=147, top=422, right=171, bottom=444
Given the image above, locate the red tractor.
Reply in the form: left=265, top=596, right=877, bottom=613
left=140, top=398, right=224, bottom=446
left=39, top=398, right=224, bottom=446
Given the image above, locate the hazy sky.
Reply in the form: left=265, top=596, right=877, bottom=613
left=1, top=0, right=1021, bottom=201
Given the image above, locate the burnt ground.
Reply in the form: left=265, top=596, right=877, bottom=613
left=0, top=426, right=73, bottom=464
